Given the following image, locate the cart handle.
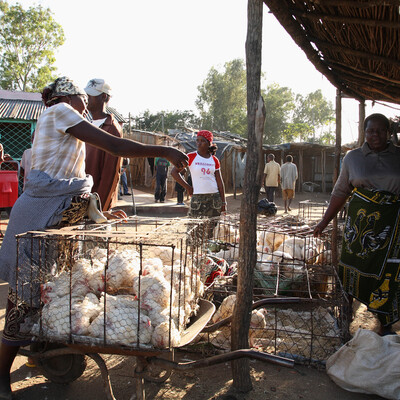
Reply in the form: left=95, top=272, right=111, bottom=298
left=145, top=349, right=294, bottom=371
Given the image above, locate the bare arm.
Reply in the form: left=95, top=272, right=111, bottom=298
left=171, top=166, right=193, bottom=196
left=67, top=121, right=188, bottom=169
left=313, top=195, right=348, bottom=236
left=215, top=169, right=226, bottom=212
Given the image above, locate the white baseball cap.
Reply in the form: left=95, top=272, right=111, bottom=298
left=84, top=78, right=112, bottom=96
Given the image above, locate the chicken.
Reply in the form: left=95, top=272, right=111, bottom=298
left=209, top=308, right=267, bottom=349
left=212, top=294, right=236, bottom=323
left=105, top=250, right=140, bottom=290
left=133, top=272, right=172, bottom=309
left=277, top=237, right=304, bottom=260
left=89, top=294, right=153, bottom=346
left=258, top=231, right=289, bottom=252
left=38, top=293, right=100, bottom=337
left=151, top=320, right=181, bottom=348
left=145, top=246, right=181, bottom=265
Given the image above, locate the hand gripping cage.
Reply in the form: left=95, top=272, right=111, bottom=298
left=14, top=217, right=214, bottom=351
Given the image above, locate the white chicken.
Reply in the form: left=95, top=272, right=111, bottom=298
left=38, top=292, right=100, bottom=337
left=258, top=231, right=289, bottom=252
left=145, top=246, right=181, bottom=265
left=212, top=294, right=236, bottom=323
left=277, top=236, right=305, bottom=260
left=105, top=250, right=140, bottom=290
left=151, top=320, right=181, bottom=348
left=89, top=294, right=153, bottom=346
left=208, top=308, right=268, bottom=349
left=249, top=308, right=268, bottom=347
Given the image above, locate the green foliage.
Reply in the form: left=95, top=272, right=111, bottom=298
left=283, top=122, right=313, bottom=143
left=293, top=90, right=335, bottom=143
left=0, top=1, right=65, bottom=91
left=196, top=59, right=247, bottom=135
left=128, top=110, right=200, bottom=133
left=263, top=83, right=295, bottom=144
left=127, top=59, right=335, bottom=145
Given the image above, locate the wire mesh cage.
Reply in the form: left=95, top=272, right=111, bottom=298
left=14, top=217, right=214, bottom=352
left=298, top=200, right=329, bottom=222
left=197, top=214, right=350, bottom=365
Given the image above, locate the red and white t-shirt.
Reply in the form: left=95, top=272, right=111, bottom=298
left=188, top=152, right=220, bottom=194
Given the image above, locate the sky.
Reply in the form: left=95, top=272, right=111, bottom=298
left=8, top=0, right=400, bottom=143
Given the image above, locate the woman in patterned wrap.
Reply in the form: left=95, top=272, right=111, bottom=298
left=314, top=113, right=400, bottom=337
left=0, top=77, right=188, bottom=400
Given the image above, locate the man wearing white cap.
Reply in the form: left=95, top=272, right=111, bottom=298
left=84, top=78, right=122, bottom=211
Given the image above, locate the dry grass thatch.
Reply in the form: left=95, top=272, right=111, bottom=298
left=264, top=0, right=400, bottom=104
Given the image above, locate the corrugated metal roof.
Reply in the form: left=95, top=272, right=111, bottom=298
left=0, top=98, right=45, bottom=120
left=0, top=90, right=126, bottom=123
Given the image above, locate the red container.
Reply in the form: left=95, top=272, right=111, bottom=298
left=0, top=170, right=18, bottom=208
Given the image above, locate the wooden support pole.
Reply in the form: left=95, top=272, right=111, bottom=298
left=233, top=150, right=237, bottom=199
left=231, top=0, right=264, bottom=392
left=332, top=89, right=342, bottom=265
left=358, top=100, right=366, bottom=147
left=321, top=149, right=326, bottom=193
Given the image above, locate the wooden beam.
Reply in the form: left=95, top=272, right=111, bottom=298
left=231, top=0, right=264, bottom=392
left=291, top=10, right=400, bottom=29
left=329, top=60, right=400, bottom=86
left=309, top=0, right=400, bottom=7
left=332, top=89, right=342, bottom=266
left=309, top=37, right=400, bottom=69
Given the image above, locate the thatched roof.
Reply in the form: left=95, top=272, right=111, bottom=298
left=263, top=0, right=400, bottom=104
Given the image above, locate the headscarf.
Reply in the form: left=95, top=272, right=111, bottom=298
left=42, top=76, right=86, bottom=107
left=197, top=130, right=213, bottom=145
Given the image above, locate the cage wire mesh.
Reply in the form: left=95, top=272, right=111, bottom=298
left=15, top=217, right=215, bottom=351
left=195, top=213, right=350, bottom=365
left=298, top=200, right=329, bottom=222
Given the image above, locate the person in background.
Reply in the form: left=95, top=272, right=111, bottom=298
left=154, top=156, right=170, bottom=203
left=171, top=130, right=226, bottom=218
left=0, top=76, right=188, bottom=400
left=280, top=154, right=298, bottom=213
left=119, top=158, right=131, bottom=196
left=84, top=78, right=122, bottom=211
left=314, top=113, right=400, bottom=337
left=175, top=172, right=185, bottom=205
left=20, top=132, right=35, bottom=192
left=263, top=153, right=280, bottom=203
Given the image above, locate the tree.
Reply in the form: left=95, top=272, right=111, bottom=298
left=196, top=59, right=247, bottom=135
left=262, top=83, right=295, bottom=144
left=0, top=1, right=65, bottom=91
left=292, top=90, right=335, bottom=143
left=128, top=109, right=200, bottom=133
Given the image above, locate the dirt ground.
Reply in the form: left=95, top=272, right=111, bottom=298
left=1, top=189, right=398, bottom=400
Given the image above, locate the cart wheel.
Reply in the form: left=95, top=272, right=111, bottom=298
left=143, top=364, right=172, bottom=383
left=30, top=342, right=87, bottom=384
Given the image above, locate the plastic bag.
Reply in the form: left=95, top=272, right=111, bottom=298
left=326, top=329, right=400, bottom=400
left=257, top=198, right=277, bottom=216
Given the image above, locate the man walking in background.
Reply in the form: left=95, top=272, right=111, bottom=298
left=280, top=155, right=298, bottom=213
left=263, top=153, right=280, bottom=203
left=84, top=78, right=122, bottom=211
left=154, top=156, right=170, bottom=203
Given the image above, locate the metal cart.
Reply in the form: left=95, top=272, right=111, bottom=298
left=14, top=217, right=294, bottom=400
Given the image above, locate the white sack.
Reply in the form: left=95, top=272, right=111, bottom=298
left=326, top=328, right=400, bottom=400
